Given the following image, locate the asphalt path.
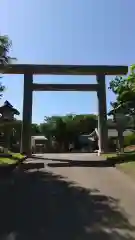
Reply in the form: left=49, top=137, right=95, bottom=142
left=5, top=153, right=135, bottom=239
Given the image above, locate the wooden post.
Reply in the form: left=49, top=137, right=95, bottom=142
left=97, top=75, right=108, bottom=153
left=20, top=73, right=33, bottom=155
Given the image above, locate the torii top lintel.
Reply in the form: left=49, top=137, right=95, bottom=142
left=0, top=64, right=128, bottom=75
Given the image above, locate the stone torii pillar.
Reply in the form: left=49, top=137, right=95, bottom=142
left=20, top=73, right=33, bottom=155
left=97, top=74, right=108, bottom=153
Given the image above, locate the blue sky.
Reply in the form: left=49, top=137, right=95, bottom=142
left=1, top=0, right=135, bottom=123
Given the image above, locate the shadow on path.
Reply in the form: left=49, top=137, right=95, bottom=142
left=0, top=170, right=135, bottom=239
left=32, top=155, right=135, bottom=168
left=47, top=160, right=115, bottom=168
left=32, top=155, right=115, bottom=168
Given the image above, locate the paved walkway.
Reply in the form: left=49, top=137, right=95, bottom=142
left=1, top=153, right=135, bottom=239
left=33, top=152, right=105, bottom=161
left=27, top=153, right=135, bottom=239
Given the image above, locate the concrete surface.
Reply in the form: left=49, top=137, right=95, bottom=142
left=32, top=152, right=106, bottom=161
left=1, top=153, right=135, bottom=239
left=25, top=153, right=135, bottom=239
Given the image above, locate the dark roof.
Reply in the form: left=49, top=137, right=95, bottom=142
left=0, top=101, right=20, bottom=115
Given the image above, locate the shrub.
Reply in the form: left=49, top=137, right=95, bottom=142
left=108, top=137, right=116, bottom=151
left=124, top=133, right=135, bottom=146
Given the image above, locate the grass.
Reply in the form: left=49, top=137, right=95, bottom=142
left=102, top=153, right=117, bottom=158
left=8, top=152, right=25, bottom=159
left=102, top=151, right=135, bottom=161
left=0, top=158, right=17, bottom=165
left=117, top=162, right=135, bottom=180
left=102, top=151, right=135, bottom=179
left=0, top=152, right=26, bottom=165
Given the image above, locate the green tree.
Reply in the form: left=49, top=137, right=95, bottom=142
left=0, top=120, right=41, bottom=147
left=31, top=123, right=41, bottom=135
left=0, top=35, right=12, bottom=65
left=108, top=65, right=135, bottom=151
left=40, top=114, right=97, bottom=151
left=109, top=64, right=135, bottom=117
left=0, top=35, right=14, bottom=98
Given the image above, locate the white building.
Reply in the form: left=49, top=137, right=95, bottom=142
left=31, top=135, right=48, bottom=153
left=89, top=128, right=135, bottom=139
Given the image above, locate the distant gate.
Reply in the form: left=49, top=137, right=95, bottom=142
left=1, top=64, right=128, bottom=155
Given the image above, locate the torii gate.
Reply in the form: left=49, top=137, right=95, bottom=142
left=1, top=64, right=128, bottom=155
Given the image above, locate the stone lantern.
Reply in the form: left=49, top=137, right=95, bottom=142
left=0, top=101, right=20, bottom=152
left=0, top=101, right=19, bottom=121
left=108, top=106, right=129, bottom=154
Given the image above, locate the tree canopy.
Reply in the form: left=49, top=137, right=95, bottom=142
left=0, top=35, right=13, bottom=98
left=0, top=35, right=12, bottom=65
left=39, top=114, right=98, bottom=150
left=40, top=114, right=97, bottom=137
left=109, top=64, right=135, bottom=118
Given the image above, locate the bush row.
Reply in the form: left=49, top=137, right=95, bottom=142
left=124, top=133, right=135, bottom=146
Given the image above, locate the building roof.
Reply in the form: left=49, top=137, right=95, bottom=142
left=0, top=101, right=20, bottom=115
left=31, top=136, right=48, bottom=140
left=89, top=128, right=135, bottom=138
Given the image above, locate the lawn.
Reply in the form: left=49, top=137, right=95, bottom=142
left=103, top=152, right=135, bottom=161
left=102, top=153, right=117, bottom=159
left=102, top=152, right=135, bottom=179
left=0, top=152, right=26, bottom=165
left=8, top=152, right=25, bottom=159
left=0, top=158, right=17, bottom=165
left=117, top=162, right=135, bottom=180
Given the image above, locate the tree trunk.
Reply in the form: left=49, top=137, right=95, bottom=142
left=117, top=127, right=124, bottom=153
